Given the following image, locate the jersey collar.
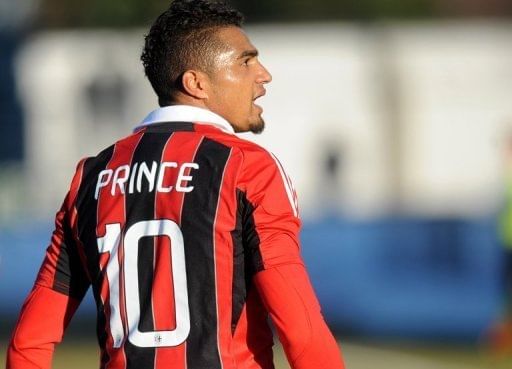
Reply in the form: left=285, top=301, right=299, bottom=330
left=135, top=105, right=235, bottom=134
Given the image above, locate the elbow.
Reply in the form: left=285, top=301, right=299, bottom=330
left=279, top=319, right=313, bottom=363
left=7, top=334, right=54, bottom=369
left=288, top=324, right=345, bottom=369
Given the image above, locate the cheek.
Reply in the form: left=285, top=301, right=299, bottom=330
left=221, top=79, right=251, bottom=105
left=214, top=72, right=241, bottom=100
left=212, top=71, right=254, bottom=117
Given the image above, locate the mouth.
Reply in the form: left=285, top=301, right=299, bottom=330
left=252, top=89, right=266, bottom=112
left=253, top=89, right=266, bottom=102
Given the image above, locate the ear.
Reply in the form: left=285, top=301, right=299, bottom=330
left=181, top=70, right=210, bottom=100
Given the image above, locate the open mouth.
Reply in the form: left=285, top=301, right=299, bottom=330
left=253, top=89, right=266, bottom=102
left=252, top=89, right=266, bottom=112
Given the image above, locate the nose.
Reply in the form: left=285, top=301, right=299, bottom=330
left=257, top=62, right=272, bottom=84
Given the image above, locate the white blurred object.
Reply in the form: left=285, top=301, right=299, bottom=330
left=387, top=22, right=512, bottom=216
left=12, top=23, right=512, bottom=220
left=15, top=30, right=155, bottom=217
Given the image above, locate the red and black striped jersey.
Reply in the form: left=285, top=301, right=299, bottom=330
left=7, top=106, right=344, bottom=369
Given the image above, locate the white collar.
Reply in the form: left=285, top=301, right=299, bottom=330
left=135, top=105, right=235, bottom=134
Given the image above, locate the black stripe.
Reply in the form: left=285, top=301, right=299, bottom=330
left=230, top=189, right=263, bottom=334
left=124, top=131, right=172, bottom=369
left=230, top=190, right=245, bottom=334
left=52, top=203, right=90, bottom=299
left=240, top=191, right=264, bottom=274
left=75, top=145, right=115, bottom=368
left=181, top=138, right=230, bottom=369
left=142, top=122, right=194, bottom=133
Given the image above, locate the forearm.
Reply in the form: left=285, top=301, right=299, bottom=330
left=254, top=264, right=345, bottom=369
left=7, top=285, right=80, bottom=369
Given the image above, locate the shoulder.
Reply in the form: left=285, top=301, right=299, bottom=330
left=211, top=133, right=279, bottom=167
left=79, top=144, right=116, bottom=176
left=199, top=132, right=282, bottom=177
left=82, top=129, right=143, bottom=171
left=223, top=137, right=298, bottom=218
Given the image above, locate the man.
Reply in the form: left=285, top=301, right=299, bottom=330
left=7, top=1, right=345, bottom=368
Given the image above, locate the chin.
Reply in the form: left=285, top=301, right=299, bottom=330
left=248, top=117, right=265, bottom=134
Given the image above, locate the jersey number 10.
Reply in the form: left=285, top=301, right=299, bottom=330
left=97, top=219, right=190, bottom=348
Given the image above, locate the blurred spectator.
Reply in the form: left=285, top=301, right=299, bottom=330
left=319, top=140, right=344, bottom=215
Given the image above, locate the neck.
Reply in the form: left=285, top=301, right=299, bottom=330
left=167, top=94, right=209, bottom=110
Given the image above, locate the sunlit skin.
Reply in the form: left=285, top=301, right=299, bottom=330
left=176, top=26, right=272, bottom=133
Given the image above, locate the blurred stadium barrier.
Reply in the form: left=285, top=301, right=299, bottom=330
left=0, top=214, right=502, bottom=341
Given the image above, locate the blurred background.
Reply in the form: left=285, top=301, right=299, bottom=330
left=2, top=0, right=512, bottom=368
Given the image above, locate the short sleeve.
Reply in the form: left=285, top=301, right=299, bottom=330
left=237, top=148, right=302, bottom=271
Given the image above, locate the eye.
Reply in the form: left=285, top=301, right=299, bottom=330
left=242, top=56, right=256, bottom=66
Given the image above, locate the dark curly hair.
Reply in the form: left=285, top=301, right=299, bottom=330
left=141, top=0, right=244, bottom=106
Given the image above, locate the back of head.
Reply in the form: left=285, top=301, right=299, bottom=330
left=141, top=0, right=244, bottom=107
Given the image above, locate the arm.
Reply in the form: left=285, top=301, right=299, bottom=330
left=239, top=148, right=344, bottom=369
left=7, top=160, right=90, bottom=369
left=254, top=264, right=344, bottom=369
left=6, top=286, right=81, bottom=369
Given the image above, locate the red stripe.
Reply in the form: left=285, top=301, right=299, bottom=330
left=97, top=131, right=143, bottom=369
left=153, top=131, right=204, bottom=369
left=272, top=153, right=299, bottom=216
left=69, top=159, right=94, bottom=283
left=272, top=154, right=293, bottom=191
left=67, top=158, right=87, bottom=209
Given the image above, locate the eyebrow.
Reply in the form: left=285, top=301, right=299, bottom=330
left=238, top=49, right=259, bottom=59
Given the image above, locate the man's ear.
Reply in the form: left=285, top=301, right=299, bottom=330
left=181, top=70, right=210, bottom=100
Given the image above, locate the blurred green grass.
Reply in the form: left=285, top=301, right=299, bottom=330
left=2, top=339, right=512, bottom=369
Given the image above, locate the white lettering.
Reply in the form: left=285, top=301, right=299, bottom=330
left=112, top=165, right=130, bottom=196
left=176, top=163, right=199, bottom=193
left=95, top=162, right=199, bottom=198
left=129, top=162, right=139, bottom=194
left=96, top=223, right=123, bottom=347
left=157, top=162, right=178, bottom=193
left=137, top=161, right=158, bottom=193
left=95, top=169, right=113, bottom=199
